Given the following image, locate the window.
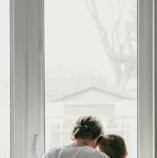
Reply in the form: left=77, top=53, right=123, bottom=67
left=45, top=0, right=137, bottom=157
left=10, top=0, right=155, bottom=158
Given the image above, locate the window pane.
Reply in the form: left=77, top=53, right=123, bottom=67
left=0, top=0, right=10, bottom=158
left=45, top=0, right=137, bottom=158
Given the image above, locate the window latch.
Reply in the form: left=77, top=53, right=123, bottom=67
left=33, top=134, right=39, bottom=158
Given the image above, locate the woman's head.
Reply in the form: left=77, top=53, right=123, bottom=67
left=97, top=134, right=127, bottom=158
left=72, top=116, right=103, bottom=147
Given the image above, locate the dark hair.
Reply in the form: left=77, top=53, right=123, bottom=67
left=97, top=135, right=127, bottom=158
left=72, top=116, right=103, bottom=140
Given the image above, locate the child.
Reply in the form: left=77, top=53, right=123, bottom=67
left=97, top=134, right=128, bottom=158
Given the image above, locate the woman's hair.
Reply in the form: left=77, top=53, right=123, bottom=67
left=97, top=134, right=127, bottom=158
left=72, top=116, right=103, bottom=140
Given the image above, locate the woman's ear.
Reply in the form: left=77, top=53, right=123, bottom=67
left=96, top=135, right=102, bottom=142
left=90, top=136, right=100, bottom=148
left=94, top=135, right=102, bottom=146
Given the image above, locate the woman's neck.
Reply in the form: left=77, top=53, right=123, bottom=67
left=70, top=139, right=90, bottom=147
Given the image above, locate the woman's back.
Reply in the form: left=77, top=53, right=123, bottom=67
left=43, top=145, right=109, bottom=158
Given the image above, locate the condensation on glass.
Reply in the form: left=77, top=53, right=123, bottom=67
left=0, top=0, right=10, bottom=158
left=45, top=0, right=137, bottom=158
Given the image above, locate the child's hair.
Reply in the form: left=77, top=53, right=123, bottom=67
left=72, top=116, right=103, bottom=140
left=97, top=134, right=127, bottom=158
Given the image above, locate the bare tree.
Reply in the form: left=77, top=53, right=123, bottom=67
left=85, top=0, right=137, bottom=92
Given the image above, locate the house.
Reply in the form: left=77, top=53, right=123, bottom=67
left=46, top=83, right=136, bottom=118
left=45, top=84, right=137, bottom=151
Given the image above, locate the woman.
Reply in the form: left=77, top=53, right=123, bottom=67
left=43, top=116, right=109, bottom=158
left=98, top=134, right=128, bottom=158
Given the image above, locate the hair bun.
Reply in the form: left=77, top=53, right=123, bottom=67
left=72, top=116, right=103, bottom=140
left=82, top=125, right=89, bottom=130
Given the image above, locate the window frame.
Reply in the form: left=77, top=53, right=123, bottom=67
left=10, top=0, right=155, bottom=158
left=138, top=0, right=155, bottom=157
left=10, top=0, right=45, bottom=158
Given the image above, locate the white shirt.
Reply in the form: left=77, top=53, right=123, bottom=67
left=43, top=145, right=109, bottom=158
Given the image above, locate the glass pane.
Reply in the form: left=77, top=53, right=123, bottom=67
left=0, top=0, right=10, bottom=158
left=45, top=0, right=137, bottom=158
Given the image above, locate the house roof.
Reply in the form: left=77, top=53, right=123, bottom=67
left=49, top=83, right=137, bottom=102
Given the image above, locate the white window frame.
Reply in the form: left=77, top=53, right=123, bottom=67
left=10, top=0, right=155, bottom=158
left=10, top=0, right=45, bottom=158
left=138, top=0, right=155, bottom=157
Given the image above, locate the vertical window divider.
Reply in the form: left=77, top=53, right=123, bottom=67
left=138, top=0, right=155, bottom=157
left=10, top=0, right=45, bottom=158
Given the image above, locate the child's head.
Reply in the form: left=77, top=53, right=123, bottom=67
left=97, top=134, right=128, bottom=158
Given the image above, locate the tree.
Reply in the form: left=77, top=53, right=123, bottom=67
left=85, top=0, right=137, bottom=92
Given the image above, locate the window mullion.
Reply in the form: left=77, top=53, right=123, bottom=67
left=138, top=0, right=155, bottom=157
left=10, top=0, right=45, bottom=158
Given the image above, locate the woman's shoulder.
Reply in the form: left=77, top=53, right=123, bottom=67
left=98, top=151, right=109, bottom=158
left=90, top=148, right=109, bottom=158
left=68, top=146, right=109, bottom=158
left=44, top=146, right=109, bottom=158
